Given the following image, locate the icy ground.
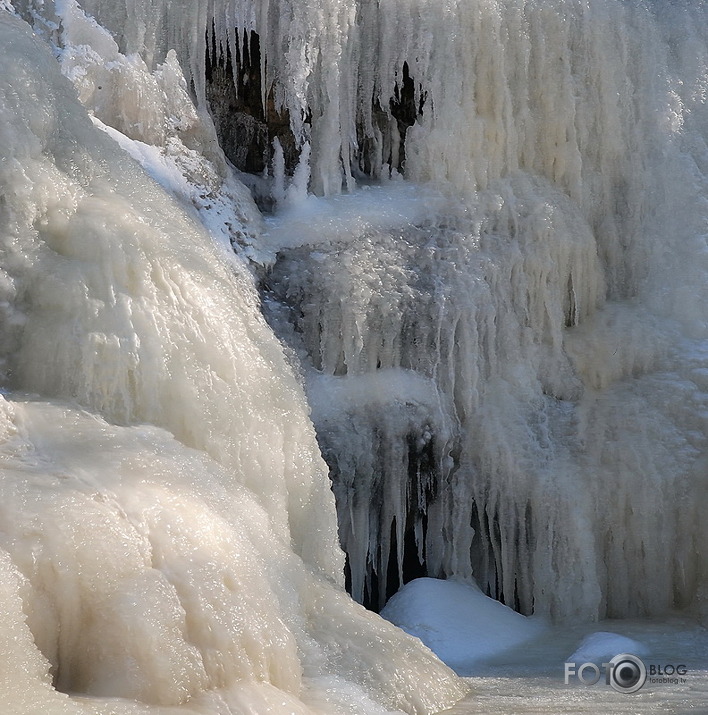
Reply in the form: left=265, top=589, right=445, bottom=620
left=384, top=578, right=708, bottom=714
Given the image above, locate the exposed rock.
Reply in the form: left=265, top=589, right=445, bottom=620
left=205, top=28, right=299, bottom=178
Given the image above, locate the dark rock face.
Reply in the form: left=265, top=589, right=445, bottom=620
left=205, top=29, right=425, bottom=187
left=389, top=61, right=424, bottom=172
left=205, top=28, right=299, bottom=176
left=357, top=61, right=426, bottom=178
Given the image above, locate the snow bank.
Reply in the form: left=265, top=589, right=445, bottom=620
left=381, top=578, right=546, bottom=676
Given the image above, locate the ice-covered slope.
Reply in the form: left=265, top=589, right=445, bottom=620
left=0, top=11, right=466, bottom=714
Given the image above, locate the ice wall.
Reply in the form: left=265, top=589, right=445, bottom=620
left=13, top=0, right=703, bottom=294
left=257, top=0, right=708, bottom=618
left=7, top=0, right=708, bottom=649
left=0, top=9, right=467, bottom=714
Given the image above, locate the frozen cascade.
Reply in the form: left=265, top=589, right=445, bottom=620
left=253, top=0, right=707, bottom=617
left=0, top=9, right=467, bottom=715
left=265, top=177, right=706, bottom=616
left=0, top=0, right=707, bottom=710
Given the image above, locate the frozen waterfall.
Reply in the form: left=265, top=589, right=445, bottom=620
left=254, top=0, right=707, bottom=617
left=0, top=7, right=465, bottom=714
left=1, top=0, right=707, bottom=712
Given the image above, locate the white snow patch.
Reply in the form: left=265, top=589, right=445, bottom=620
left=381, top=578, right=547, bottom=676
left=567, top=631, right=650, bottom=663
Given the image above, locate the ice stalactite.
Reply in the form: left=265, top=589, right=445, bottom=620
left=268, top=175, right=706, bottom=620
left=250, top=0, right=707, bottom=619
left=11, top=0, right=698, bottom=294
left=266, top=178, right=610, bottom=614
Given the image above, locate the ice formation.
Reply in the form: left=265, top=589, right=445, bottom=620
left=1, top=0, right=707, bottom=711
left=380, top=577, right=546, bottom=676
left=567, top=631, right=649, bottom=665
left=260, top=0, right=708, bottom=618
left=0, top=7, right=466, bottom=714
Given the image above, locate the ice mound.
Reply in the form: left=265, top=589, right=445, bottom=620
left=568, top=632, right=649, bottom=663
left=381, top=578, right=546, bottom=676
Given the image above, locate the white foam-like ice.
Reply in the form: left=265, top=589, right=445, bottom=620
left=1, top=0, right=707, bottom=712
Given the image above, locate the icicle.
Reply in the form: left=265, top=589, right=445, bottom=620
left=285, top=142, right=311, bottom=206
left=0, top=10, right=469, bottom=713
left=271, top=137, right=286, bottom=206
left=10, top=0, right=708, bottom=631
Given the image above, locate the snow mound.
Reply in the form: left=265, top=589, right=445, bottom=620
left=381, top=578, right=546, bottom=676
left=568, top=631, right=649, bottom=663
